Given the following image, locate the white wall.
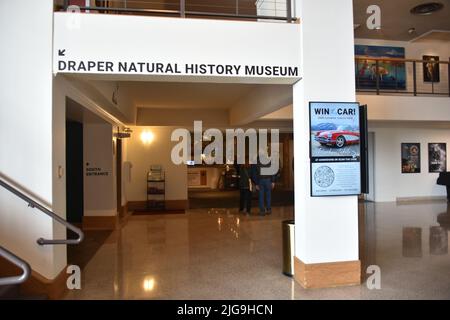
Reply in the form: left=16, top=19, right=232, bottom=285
left=125, top=127, right=188, bottom=202
left=53, top=12, right=301, bottom=84
left=83, top=123, right=117, bottom=216
left=355, top=38, right=450, bottom=94
left=370, top=126, right=449, bottom=202
left=358, top=94, right=450, bottom=122
left=293, top=0, right=359, bottom=264
left=0, top=0, right=65, bottom=279
left=89, top=80, right=136, bottom=124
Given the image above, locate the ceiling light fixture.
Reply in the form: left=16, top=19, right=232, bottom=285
left=410, top=2, right=444, bottom=15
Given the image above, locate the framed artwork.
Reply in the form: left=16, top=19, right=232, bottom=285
left=423, top=55, right=440, bottom=83
left=402, top=143, right=421, bottom=174
left=355, top=45, right=406, bottom=90
left=428, top=143, right=447, bottom=173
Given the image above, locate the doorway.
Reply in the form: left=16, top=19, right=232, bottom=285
left=116, top=138, right=123, bottom=218
left=365, top=132, right=375, bottom=202
left=66, top=120, right=84, bottom=224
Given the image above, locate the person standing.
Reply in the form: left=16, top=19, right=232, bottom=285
left=251, top=163, right=276, bottom=216
left=238, top=163, right=252, bottom=215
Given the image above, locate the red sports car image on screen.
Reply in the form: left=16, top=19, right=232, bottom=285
left=314, top=125, right=360, bottom=148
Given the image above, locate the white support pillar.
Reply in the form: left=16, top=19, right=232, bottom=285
left=0, top=0, right=67, bottom=280
left=293, top=0, right=360, bottom=288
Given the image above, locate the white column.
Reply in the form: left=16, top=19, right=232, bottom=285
left=293, top=0, right=360, bottom=288
left=0, top=0, right=67, bottom=279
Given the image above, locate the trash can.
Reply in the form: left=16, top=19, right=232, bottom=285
left=282, top=220, right=295, bottom=277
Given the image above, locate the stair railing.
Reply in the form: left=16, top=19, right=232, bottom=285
left=0, top=246, right=31, bottom=286
left=0, top=175, right=84, bottom=245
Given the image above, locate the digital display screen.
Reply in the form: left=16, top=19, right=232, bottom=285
left=309, top=102, right=361, bottom=197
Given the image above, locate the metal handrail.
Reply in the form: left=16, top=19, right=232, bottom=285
left=61, top=0, right=297, bottom=22
left=0, top=177, right=84, bottom=246
left=0, top=246, right=31, bottom=286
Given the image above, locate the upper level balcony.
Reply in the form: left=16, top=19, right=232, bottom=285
left=355, top=57, right=450, bottom=97
left=55, top=0, right=297, bottom=23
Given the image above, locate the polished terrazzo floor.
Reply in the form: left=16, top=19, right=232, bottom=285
left=65, top=202, right=450, bottom=300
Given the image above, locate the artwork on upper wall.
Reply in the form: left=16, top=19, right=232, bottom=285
left=402, top=143, right=421, bottom=174
left=355, top=45, right=406, bottom=90
left=428, top=143, right=447, bottom=173
left=423, top=55, right=440, bottom=83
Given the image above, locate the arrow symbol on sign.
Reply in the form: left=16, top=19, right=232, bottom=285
left=58, top=49, right=66, bottom=57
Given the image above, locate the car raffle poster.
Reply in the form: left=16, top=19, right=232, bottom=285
left=309, top=102, right=361, bottom=197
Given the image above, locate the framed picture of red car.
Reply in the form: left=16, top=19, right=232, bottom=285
left=309, top=102, right=362, bottom=197
left=401, top=143, right=421, bottom=174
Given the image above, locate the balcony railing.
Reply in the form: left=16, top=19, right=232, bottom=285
left=355, top=57, right=450, bottom=97
left=58, top=0, right=296, bottom=22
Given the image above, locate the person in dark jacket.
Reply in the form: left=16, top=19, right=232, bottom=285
left=238, top=163, right=253, bottom=215
left=251, top=162, right=276, bottom=216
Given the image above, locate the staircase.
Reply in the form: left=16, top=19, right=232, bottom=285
left=0, top=175, right=84, bottom=300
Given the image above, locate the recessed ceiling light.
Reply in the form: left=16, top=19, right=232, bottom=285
left=410, top=2, right=444, bottom=15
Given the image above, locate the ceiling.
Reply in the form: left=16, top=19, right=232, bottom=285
left=119, top=81, right=263, bottom=109
left=353, top=0, right=450, bottom=41
left=66, top=97, right=109, bottom=124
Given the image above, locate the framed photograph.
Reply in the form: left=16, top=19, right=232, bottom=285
left=355, top=45, right=406, bottom=90
left=423, top=55, right=440, bottom=83
left=428, top=143, right=447, bottom=173
left=401, top=143, right=421, bottom=174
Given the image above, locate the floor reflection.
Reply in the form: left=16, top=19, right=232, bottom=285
left=65, top=202, right=450, bottom=300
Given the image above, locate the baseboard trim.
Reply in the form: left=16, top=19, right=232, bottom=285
left=165, top=200, right=189, bottom=210
left=396, top=196, right=447, bottom=204
left=293, top=257, right=361, bottom=289
left=128, top=200, right=188, bottom=212
left=82, top=215, right=118, bottom=230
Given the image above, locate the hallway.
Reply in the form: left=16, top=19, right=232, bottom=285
left=65, top=202, right=450, bottom=300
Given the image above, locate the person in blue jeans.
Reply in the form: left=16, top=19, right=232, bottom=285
left=251, top=163, right=276, bottom=216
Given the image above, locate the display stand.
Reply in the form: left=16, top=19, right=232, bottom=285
left=147, top=165, right=165, bottom=211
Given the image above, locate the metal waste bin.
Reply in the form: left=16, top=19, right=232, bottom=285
left=282, top=220, right=295, bottom=277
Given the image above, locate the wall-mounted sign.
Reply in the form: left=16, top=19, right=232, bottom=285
left=56, top=59, right=299, bottom=78
left=86, top=166, right=109, bottom=177
left=309, top=102, right=361, bottom=197
left=53, top=13, right=301, bottom=84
